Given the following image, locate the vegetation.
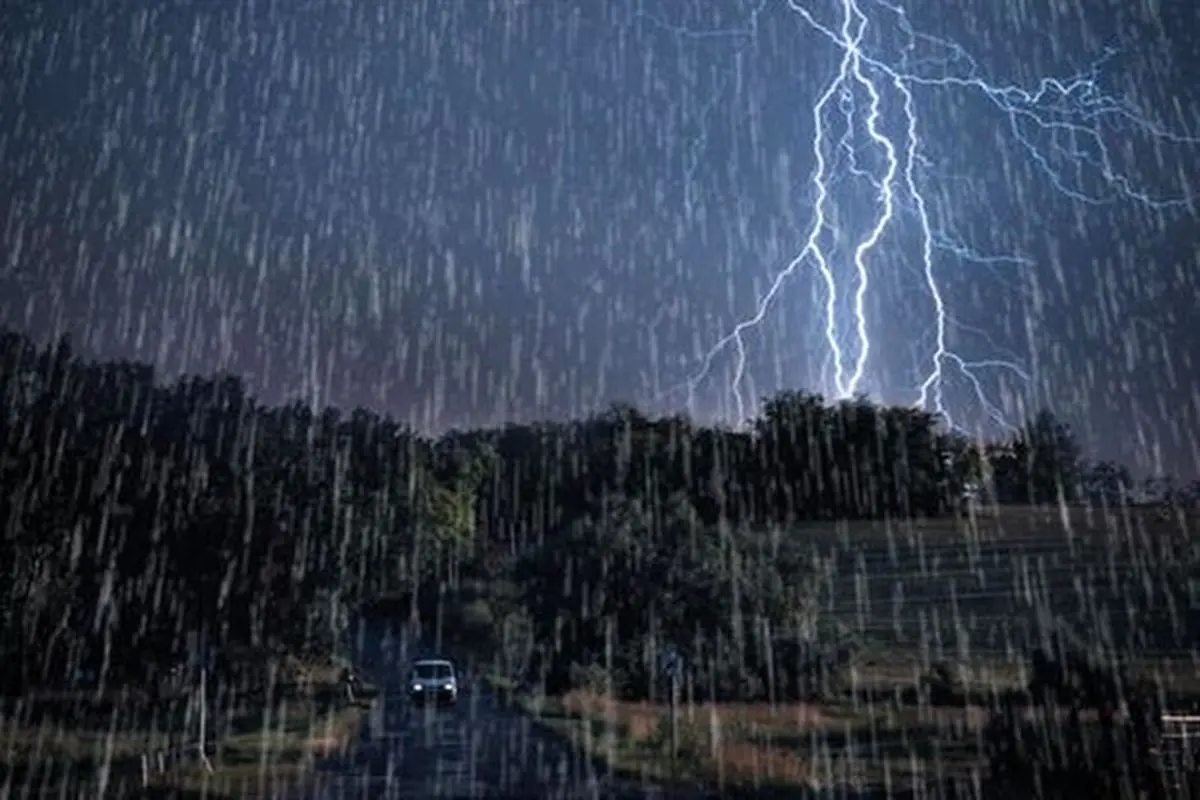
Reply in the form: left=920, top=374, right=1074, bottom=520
left=2, top=327, right=1198, bottom=796
left=0, top=658, right=369, bottom=797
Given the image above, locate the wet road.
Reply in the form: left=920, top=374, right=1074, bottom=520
left=298, top=682, right=615, bottom=798
left=289, top=628, right=667, bottom=800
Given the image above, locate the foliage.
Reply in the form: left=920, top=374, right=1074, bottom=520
left=984, top=645, right=1169, bottom=798
left=922, top=660, right=967, bottom=706
left=0, top=327, right=1120, bottom=697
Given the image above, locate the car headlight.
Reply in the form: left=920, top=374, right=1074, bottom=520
left=411, top=684, right=422, bottom=691
left=444, top=683, right=455, bottom=691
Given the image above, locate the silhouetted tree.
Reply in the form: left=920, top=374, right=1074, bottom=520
left=0, top=327, right=1158, bottom=712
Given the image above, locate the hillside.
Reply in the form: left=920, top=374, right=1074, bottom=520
left=2, top=328, right=1197, bottom=797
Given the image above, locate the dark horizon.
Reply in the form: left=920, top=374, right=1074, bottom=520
left=3, top=320, right=1196, bottom=489
left=3, top=0, right=1198, bottom=477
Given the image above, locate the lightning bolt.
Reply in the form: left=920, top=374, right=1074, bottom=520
left=670, top=0, right=1197, bottom=429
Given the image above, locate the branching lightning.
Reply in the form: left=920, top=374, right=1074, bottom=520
left=665, top=0, right=1198, bottom=429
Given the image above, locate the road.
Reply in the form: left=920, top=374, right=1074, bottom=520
left=290, top=628, right=671, bottom=800
left=300, top=683, right=606, bottom=798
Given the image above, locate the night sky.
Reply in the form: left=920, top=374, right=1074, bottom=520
left=1, top=0, right=1198, bottom=476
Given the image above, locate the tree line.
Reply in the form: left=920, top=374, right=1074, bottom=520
left=0, top=328, right=1190, bottom=702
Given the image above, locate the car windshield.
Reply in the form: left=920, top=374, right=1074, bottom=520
left=413, top=663, right=453, bottom=680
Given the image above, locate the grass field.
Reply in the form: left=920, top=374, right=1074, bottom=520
left=805, top=504, right=1197, bottom=665
left=524, top=688, right=999, bottom=795
left=0, top=657, right=374, bottom=798
left=520, top=504, right=1200, bottom=796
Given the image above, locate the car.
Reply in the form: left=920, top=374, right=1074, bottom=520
left=408, top=658, right=458, bottom=707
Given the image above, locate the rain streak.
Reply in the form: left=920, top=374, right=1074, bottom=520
left=1, top=1, right=1199, bottom=798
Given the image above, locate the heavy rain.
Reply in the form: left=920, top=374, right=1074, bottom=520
left=1, top=0, right=1198, bottom=797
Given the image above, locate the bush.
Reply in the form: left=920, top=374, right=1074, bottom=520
left=984, top=649, right=1170, bottom=798
left=923, top=660, right=966, bottom=706
left=459, top=598, right=495, bottom=640
left=567, top=661, right=630, bottom=697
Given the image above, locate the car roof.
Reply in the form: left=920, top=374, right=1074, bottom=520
left=412, top=658, right=453, bottom=667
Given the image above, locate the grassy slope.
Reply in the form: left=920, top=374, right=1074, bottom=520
left=512, top=505, right=1200, bottom=796
left=522, top=689, right=993, bottom=795
left=0, top=660, right=374, bottom=798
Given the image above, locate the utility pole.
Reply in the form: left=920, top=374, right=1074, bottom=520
left=659, top=645, right=684, bottom=775
left=670, top=667, right=680, bottom=765
left=196, top=620, right=213, bottom=774
left=197, top=664, right=212, bottom=773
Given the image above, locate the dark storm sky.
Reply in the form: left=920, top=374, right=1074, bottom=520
left=1, top=0, right=1198, bottom=475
